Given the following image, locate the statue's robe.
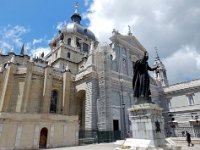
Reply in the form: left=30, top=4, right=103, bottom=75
left=132, top=60, right=155, bottom=98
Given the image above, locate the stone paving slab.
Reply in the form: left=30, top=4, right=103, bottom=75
left=41, top=143, right=200, bottom=150
left=177, top=144, right=200, bottom=150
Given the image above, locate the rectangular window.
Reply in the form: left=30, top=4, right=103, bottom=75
left=187, top=94, right=195, bottom=105
left=76, top=37, right=81, bottom=49
left=168, top=99, right=171, bottom=108
left=83, top=43, right=89, bottom=53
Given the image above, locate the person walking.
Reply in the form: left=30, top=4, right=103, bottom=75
left=186, top=131, right=194, bottom=147
left=182, top=131, right=185, bottom=137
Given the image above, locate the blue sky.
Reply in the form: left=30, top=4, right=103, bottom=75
left=1, top=0, right=200, bottom=84
left=0, top=0, right=90, bottom=54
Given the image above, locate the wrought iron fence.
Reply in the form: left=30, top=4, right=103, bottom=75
left=78, top=130, right=121, bottom=145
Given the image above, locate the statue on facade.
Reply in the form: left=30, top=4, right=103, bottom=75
left=132, top=51, right=158, bottom=104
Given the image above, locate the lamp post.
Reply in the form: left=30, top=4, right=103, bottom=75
left=191, top=115, right=199, bottom=123
left=120, top=78, right=126, bottom=139
left=168, top=112, right=176, bottom=137
left=122, top=103, right=126, bottom=139
left=191, top=114, right=199, bottom=137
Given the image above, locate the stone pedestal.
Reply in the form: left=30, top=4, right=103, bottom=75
left=128, top=103, right=166, bottom=148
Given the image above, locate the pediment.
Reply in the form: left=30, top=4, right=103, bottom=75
left=110, top=34, right=146, bottom=57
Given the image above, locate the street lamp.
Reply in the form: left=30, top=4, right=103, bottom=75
left=191, top=115, right=199, bottom=123
left=122, top=103, right=126, bottom=139
left=168, top=112, right=176, bottom=137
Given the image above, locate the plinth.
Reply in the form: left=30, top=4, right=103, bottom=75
left=128, top=103, right=166, bottom=149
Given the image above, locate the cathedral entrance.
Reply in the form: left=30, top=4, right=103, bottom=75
left=76, top=90, right=86, bottom=129
left=39, top=128, right=48, bottom=148
left=194, top=125, right=200, bottom=137
left=113, top=120, right=121, bottom=141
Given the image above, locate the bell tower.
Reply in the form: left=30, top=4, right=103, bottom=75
left=45, top=2, right=97, bottom=74
left=154, top=47, right=168, bottom=87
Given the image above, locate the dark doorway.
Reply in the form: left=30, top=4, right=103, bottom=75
left=39, top=128, right=48, bottom=148
left=113, top=120, right=121, bottom=140
left=113, top=120, right=119, bottom=131
left=76, top=90, right=86, bottom=129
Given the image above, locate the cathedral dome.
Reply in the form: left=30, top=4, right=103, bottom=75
left=64, top=23, right=96, bottom=41
left=61, top=2, right=96, bottom=41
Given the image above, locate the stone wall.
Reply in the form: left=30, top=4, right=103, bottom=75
left=0, top=62, right=73, bottom=114
left=0, top=59, right=79, bottom=149
left=0, top=113, right=78, bottom=149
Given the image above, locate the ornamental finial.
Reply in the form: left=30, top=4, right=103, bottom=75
left=128, top=25, right=132, bottom=36
left=75, top=2, right=79, bottom=14
left=154, top=46, right=159, bottom=59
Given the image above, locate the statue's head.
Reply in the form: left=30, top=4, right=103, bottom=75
left=143, top=51, right=149, bottom=61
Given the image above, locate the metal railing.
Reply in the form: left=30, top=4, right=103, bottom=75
left=78, top=130, right=122, bottom=145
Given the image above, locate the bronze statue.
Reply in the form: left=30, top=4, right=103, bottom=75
left=132, top=51, right=158, bottom=104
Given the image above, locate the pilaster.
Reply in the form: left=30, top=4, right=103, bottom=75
left=0, top=62, right=16, bottom=112
left=85, top=78, right=99, bottom=130
left=21, top=62, right=33, bottom=112
left=97, top=51, right=112, bottom=131
left=42, top=66, right=53, bottom=113
left=126, top=48, right=131, bottom=76
left=63, top=71, right=71, bottom=115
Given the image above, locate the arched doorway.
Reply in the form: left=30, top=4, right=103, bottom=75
left=39, top=128, right=48, bottom=148
left=76, top=90, right=86, bottom=129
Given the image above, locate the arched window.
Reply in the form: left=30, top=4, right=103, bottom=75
left=67, top=52, right=70, bottom=58
left=3, top=63, right=8, bottom=68
left=110, top=55, right=113, bottom=60
left=50, top=90, right=58, bottom=113
left=122, top=58, right=128, bottom=75
left=67, top=38, right=71, bottom=46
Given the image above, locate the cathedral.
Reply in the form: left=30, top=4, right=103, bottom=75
left=0, top=3, right=200, bottom=149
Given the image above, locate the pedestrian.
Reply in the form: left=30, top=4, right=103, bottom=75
left=127, top=131, right=131, bottom=138
left=186, top=131, right=194, bottom=147
left=182, top=131, right=185, bottom=137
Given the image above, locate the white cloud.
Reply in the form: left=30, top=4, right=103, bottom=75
left=32, top=38, right=44, bottom=45
left=0, top=25, right=29, bottom=52
left=85, top=0, right=163, bottom=42
left=0, top=25, right=51, bottom=57
left=56, top=21, right=67, bottom=30
left=84, top=0, right=91, bottom=6
left=163, top=46, right=200, bottom=84
left=30, top=47, right=50, bottom=58
left=85, top=0, right=200, bottom=84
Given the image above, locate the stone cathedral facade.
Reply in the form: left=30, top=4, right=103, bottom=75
left=0, top=4, right=200, bottom=149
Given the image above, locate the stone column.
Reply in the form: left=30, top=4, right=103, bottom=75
left=0, top=63, right=16, bottom=112
left=15, top=124, right=23, bottom=148
left=0, top=124, right=3, bottom=135
left=49, top=125, right=54, bottom=147
left=63, top=71, right=71, bottom=115
left=85, top=78, right=99, bottom=130
left=21, top=62, right=33, bottom=112
left=42, top=66, right=52, bottom=113
left=63, top=124, right=68, bottom=145
left=126, top=48, right=131, bottom=76
left=96, top=50, right=112, bottom=131
left=33, top=125, right=39, bottom=148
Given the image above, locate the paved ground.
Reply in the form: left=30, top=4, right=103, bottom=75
left=42, top=142, right=200, bottom=150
